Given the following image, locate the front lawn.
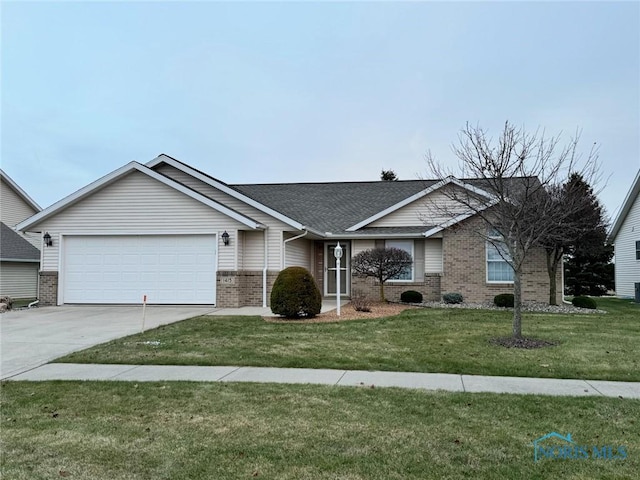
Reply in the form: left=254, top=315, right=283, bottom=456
left=2, top=381, right=638, bottom=479
left=57, top=297, right=640, bottom=381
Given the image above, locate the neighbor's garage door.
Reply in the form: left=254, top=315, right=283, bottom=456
left=63, top=235, right=217, bottom=304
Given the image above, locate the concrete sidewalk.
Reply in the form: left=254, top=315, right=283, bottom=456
left=8, top=363, right=640, bottom=399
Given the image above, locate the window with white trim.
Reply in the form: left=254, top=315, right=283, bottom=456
left=385, top=240, right=414, bottom=281
left=636, top=240, right=640, bottom=260
left=486, top=230, right=514, bottom=283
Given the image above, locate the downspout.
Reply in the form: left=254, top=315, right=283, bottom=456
left=263, top=229, right=268, bottom=308
left=282, top=230, right=309, bottom=269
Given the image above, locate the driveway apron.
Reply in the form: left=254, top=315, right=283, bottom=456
left=0, top=305, right=215, bottom=379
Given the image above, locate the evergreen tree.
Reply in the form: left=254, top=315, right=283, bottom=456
left=564, top=224, right=614, bottom=296
left=542, top=173, right=605, bottom=304
left=380, top=169, right=398, bottom=181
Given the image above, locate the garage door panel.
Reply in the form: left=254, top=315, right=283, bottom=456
left=63, top=235, right=217, bottom=304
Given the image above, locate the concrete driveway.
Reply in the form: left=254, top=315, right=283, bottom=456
left=0, top=305, right=216, bottom=380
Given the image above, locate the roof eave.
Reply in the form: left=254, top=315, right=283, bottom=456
left=608, top=170, right=640, bottom=242
left=147, top=155, right=307, bottom=231
left=0, top=169, right=42, bottom=212
left=16, top=162, right=263, bottom=232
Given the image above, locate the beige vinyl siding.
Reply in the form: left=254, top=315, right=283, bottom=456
left=352, top=239, right=376, bottom=256
left=1, top=179, right=41, bottom=249
left=369, top=186, right=474, bottom=228
left=30, top=172, right=248, bottom=271
left=0, top=178, right=38, bottom=227
left=0, top=262, right=38, bottom=298
left=424, top=238, right=443, bottom=273
left=413, top=239, right=425, bottom=278
left=42, top=233, right=60, bottom=271
left=284, top=234, right=312, bottom=269
left=613, top=195, right=640, bottom=298
left=241, top=231, right=265, bottom=270
left=157, top=165, right=292, bottom=269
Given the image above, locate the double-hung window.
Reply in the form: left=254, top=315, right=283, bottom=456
left=486, top=230, right=514, bottom=283
left=385, top=240, right=414, bottom=281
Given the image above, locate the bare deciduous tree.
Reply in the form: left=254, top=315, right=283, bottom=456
left=425, top=121, right=600, bottom=340
left=351, top=247, right=413, bottom=302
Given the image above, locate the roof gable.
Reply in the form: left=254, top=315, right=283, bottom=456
left=0, top=169, right=42, bottom=213
left=16, top=162, right=264, bottom=232
left=346, top=176, right=495, bottom=232
left=147, top=154, right=312, bottom=233
left=609, top=170, right=640, bottom=241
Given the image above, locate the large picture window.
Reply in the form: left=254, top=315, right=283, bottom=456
left=486, top=232, right=514, bottom=283
left=385, top=240, right=414, bottom=281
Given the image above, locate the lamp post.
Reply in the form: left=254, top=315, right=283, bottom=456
left=334, top=242, right=343, bottom=316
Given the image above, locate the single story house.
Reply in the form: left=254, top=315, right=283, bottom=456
left=1, top=169, right=42, bottom=300
left=17, top=154, right=560, bottom=307
left=608, top=170, right=640, bottom=301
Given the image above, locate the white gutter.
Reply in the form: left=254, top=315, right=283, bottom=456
left=263, top=229, right=269, bottom=308
left=282, top=230, right=309, bottom=269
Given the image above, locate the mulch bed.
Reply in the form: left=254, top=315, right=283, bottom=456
left=264, top=302, right=415, bottom=323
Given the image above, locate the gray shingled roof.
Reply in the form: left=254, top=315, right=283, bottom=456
left=0, top=222, right=40, bottom=261
left=232, top=180, right=437, bottom=233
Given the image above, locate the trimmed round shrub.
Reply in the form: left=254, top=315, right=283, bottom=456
left=494, top=293, right=515, bottom=308
left=572, top=296, right=597, bottom=310
left=442, top=292, right=463, bottom=304
left=400, top=290, right=423, bottom=303
left=270, top=267, right=322, bottom=318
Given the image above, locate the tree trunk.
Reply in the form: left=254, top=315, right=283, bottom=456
left=546, top=247, right=563, bottom=306
left=379, top=281, right=385, bottom=303
left=512, top=270, right=523, bottom=339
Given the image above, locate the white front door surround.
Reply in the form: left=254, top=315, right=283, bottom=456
left=324, top=242, right=350, bottom=297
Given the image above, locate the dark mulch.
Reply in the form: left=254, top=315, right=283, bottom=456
left=489, top=337, right=558, bottom=349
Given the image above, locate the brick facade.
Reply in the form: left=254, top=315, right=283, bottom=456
left=440, top=216, right=562, bottom=304
left=216, top=270, right=279, bottom=308
left=38, top=271, right=58, bottom=306
left=351, top=273, right=441, bottom=302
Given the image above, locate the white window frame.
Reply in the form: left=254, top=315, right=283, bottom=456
left=486, top=230, right=514, bottom=284
left=385, top=239, right=414, bottom=282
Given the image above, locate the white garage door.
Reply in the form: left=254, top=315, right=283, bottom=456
left=63, top=235, right=217, bottom=304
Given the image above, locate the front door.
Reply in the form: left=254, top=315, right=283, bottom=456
left=324, top=242, right=350, bottom=296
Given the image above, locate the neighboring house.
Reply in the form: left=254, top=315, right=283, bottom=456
left=16, top=155, right=561, bottom=307
left=608, top=170, right=640, bottom=301
left=0, top=169, right=42, bottom=300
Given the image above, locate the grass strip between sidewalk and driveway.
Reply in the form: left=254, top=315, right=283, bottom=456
left=2, top=381, right=638, bottom=480
left=56, top=298, right=640, bottom=382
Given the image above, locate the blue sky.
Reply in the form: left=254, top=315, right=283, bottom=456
left=2, top=1, right=638, bottom=221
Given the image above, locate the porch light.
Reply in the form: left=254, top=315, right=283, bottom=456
left=221, top=231, right=230, bottom=246
left=43, top=232, right=53, bottom=247
left=334, top=242, right=343, bottom=316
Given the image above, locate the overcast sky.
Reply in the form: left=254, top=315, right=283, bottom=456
left=2, top=1, right=639, bottom=221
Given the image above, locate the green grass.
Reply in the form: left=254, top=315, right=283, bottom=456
left=2, top=381, right=638, bottom=479
left=57, top=297, right=640, bottom=381
left=8, top=298, right=37, bottom=309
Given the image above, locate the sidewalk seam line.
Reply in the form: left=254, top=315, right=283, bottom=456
left=460, top=375, right=467, bottom=392
left=216, top=366, right=242, bottom=382
left=336, top=370, right=348, bottom=385
left=109, top=365, right=142, bottom=379
left=584, top=380, right=605, bottom=396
